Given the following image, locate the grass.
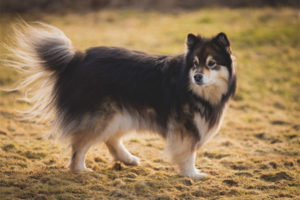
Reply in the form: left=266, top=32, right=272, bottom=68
left=0, top=8, right=299, bottom=200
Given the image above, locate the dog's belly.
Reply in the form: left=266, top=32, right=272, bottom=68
left=98, top=109, right=161, bottom=141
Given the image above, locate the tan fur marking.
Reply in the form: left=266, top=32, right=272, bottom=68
left=202, top=67, right=210, bottom=75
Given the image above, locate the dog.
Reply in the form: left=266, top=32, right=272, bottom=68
left=6, top=22, right=236, bottom=179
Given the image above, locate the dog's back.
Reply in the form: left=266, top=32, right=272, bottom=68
left=56, top=47, right=171, bottom=119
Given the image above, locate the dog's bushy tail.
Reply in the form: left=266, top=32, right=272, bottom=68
left=4, top=22, right=75, bottom=123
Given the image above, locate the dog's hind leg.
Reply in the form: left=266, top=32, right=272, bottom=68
left=68, top=132, right=95, bottom=172
left=105, top=133, right=140, bottom=166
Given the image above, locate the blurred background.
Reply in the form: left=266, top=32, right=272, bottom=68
left=0, top=0, right=298, bottom=13
left=0, top=1, right=299, bottom=200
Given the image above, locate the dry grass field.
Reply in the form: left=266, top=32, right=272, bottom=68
left=0, top=8, right=299, bottom=200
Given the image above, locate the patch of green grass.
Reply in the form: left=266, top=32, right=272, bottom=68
left=196, top=16, right=214, bottom=24
left=238, top=26, right=299, bottom=47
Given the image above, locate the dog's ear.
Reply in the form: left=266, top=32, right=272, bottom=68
left=214, top=32, right=231, bottom=52
left=186, top=33, right=200, bottom=49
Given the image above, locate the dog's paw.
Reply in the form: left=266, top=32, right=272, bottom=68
left=82, top=167, right=93, bottom=172
left=191, top=172, right=208, bottom=180
left=126, top=155, right=140, bottom=166
left=122, top=155, right=140, bottom=166
left=69, top=166, right=93, bottom=173
left=181, top=170, right=208, bottom=180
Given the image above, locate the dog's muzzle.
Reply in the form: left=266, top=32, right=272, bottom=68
left=193, top=73, right=203, bottom=85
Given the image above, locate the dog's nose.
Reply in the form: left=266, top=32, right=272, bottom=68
left=194, top=74, right=203, bottom=83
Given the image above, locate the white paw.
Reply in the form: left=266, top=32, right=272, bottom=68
left=181, top=169, right=208, bottom=180
left=73, top=167, right=93, bottom=172
left=192, top=172, right=208, bottom=180
left=69, top=165, right=93, bottom=172
left=122, top=155, right=140, bottom=166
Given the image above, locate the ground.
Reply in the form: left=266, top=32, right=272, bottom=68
left=0, top=8, right=299, bottom=200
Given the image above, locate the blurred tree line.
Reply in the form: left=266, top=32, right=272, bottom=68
left=0, top=0, right=298, bottom=13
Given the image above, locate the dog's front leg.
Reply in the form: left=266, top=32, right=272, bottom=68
left=176, top=149, right=207, bottom=179
left=166, top=135, right=207, bottom=179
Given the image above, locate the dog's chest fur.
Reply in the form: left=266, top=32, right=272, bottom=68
left=186, top=100, right=227, bottom=146
left=193, top=111, right=223, bottom=146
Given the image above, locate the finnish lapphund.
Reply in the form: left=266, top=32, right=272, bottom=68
left=5, top=22, right=236, bottom=179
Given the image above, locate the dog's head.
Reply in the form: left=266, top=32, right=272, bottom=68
left=185, top=32, right=236, bottom=105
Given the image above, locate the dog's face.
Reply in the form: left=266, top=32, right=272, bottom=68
left=186, top=33, right=236, bottom=104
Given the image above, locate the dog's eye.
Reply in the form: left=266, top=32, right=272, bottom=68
left=207, top=60, right=216, bottom=68
left=193, top=60, right=199, bottom=68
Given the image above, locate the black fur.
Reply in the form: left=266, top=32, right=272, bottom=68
left=50, top=45, right=235, bottom=142
left=35, top=38, right=74, bottom=73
